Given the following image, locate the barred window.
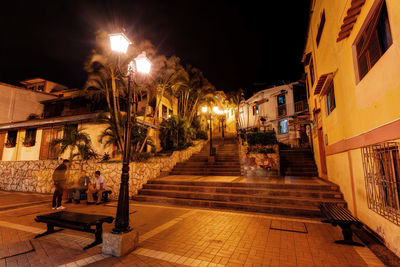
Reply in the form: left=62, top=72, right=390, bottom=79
left=361, top=142, right=400, bottom=225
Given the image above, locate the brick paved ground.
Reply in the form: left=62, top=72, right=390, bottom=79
left=0, top=190, right=385, bottom=267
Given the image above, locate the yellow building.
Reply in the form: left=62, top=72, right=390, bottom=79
left=303, top=0, right=400, bottom=256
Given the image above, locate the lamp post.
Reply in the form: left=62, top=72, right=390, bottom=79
left=109, top=33, right=151, bottom=234
left=202, top=106, right=213, bottom=156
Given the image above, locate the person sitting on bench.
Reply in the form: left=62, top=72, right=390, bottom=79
left=87, top=171, right=106, bottom=205
left=66, top=171, right=91, bottom=204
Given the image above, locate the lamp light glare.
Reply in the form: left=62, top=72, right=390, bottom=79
left=202, top=106, right=208, bottom=113
left=135, top=52, right=151, bottom=74
left=109, top=33, right=131, bottom=54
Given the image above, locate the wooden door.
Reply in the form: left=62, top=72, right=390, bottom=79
left=0, top=132, right=5, bottom=160
left=39, top=128, right=52, bottom=160
left=317, top=127, right=327, bottom=174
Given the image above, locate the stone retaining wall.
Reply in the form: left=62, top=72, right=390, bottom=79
left=240, top=143, right=280, bottom=177
left=0, top=140, right=205, bottom=199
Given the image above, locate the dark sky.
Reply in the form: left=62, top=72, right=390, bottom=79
left=0, top=0, right=310, bottom=97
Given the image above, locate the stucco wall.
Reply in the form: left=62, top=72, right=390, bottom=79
left=304, top=0, right=400, bottom=257
left=0, top=83, right=55, bottom=124
left=0, top=140, right=205, bottom=198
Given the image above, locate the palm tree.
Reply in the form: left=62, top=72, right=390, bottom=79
left=227, top=89, right=245, bottom=130
left=50, top=125, right=97, bottom=162
left=98, top=111, right=154, bottom=158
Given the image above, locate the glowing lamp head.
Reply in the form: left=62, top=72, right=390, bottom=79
left=201, top=106, right=208, bottom=113
left=109, top=33, right=132, bottom=54
left=135, top=52, right=151, bottom=74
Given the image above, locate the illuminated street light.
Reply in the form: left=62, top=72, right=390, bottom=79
left=135, top=52, right=151, bottom=74
left=108, top=32, right=151, bottom=235
left=109, top=33, right=132, bottom=54
left=202, top=106, right=208, bottom=113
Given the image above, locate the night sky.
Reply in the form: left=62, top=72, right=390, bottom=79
left=0, top=0, right=310, bottom=97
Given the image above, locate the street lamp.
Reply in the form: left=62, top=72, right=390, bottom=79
left=109, top=32, right=151, bottom=234
left=202, top=106, right=213, bottom=156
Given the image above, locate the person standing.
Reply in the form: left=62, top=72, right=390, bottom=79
left=66, top=171, right=91, bottom=204
left=87, top=171, right=106, bottom=205
left=52, top=159, right=70, bottom=210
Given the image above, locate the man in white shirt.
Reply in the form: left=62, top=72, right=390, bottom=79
left=87, top=170, right=106, bottom=204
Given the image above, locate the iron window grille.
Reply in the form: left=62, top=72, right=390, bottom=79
left=361, top=142, right=400, bottom=225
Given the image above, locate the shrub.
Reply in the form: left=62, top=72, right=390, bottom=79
left=247, top=146, right=275, bottom=154
left=132, top=152, right=152, bottom=162
left=196, top=130, right=208, bottom=140
left=159, top=115, right=192, bottom=151
left=245, top=131, right=277, bottom=146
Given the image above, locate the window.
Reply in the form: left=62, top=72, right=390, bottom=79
left=277, top=95, right=285, bottom=105
left=316, top=10, right=326, bottom=46
left=279, top=120, right=288, bottom=134
left=362, top=142, right=400, bottom=225
left=309, top=58, right=315, bottom=86
left=37, top=84, right=44, bottom=91
left=305, top=73, right=310, bottom=98
left=356, top=1, right=392, bottom=80
left=326, top=82, right=336, bottom=115
left=162, top=105, right=168, bottom=119
left=6, top=130, right=18, bottom=147
left=252, top=104, right=259, bottom=115
left=24, top=128, right=37, bottom=146
left=28, top=86, right=35, bottom=91
left=277, top=94, right=287, bottom=117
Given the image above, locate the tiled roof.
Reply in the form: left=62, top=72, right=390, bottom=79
left=337, top=0, right=366, bottom=42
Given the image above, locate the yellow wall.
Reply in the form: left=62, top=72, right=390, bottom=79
left=2, top=129, right=43, bottom=161
left=304, top=0, right=400, bottom=256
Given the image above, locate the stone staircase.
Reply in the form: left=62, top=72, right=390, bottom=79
left=169, top=136, right=241, bottom=176
left=280, top=149, right=319, bottom=176
left=133, top=178, right=346, bottom=217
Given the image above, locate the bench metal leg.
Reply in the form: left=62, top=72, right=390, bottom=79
left=34, top=224, right=64, bottom=239
left=334, top=224, right=364, bottom=247
left=83, top=223, right=103, bottom=250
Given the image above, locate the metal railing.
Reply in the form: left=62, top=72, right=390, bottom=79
left=294, top=100, right=309, bottom=113
left=361, top=142, right=400, bottom=225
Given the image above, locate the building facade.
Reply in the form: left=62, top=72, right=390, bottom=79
left=303, top=0, right=400, bottom=256
left=238, top=82, right=308, bottom=146
left=0, top=78, right=178, bottom=162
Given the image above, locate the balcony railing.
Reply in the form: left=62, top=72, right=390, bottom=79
left=294, top=100, right=309, bottom=113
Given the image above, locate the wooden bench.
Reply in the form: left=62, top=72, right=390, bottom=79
left=319, top=203, right=364, bottom=246
left=79, top=190, right=112, bottom=203
left=34, top=211, right=114, bottom=250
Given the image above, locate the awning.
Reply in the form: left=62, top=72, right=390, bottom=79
left=337, top=0, right=366, bottom=42
left=314, top=72, right=333, bottom=95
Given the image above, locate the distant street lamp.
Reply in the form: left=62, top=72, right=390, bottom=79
left=109, top=32, right=151, bottom=234
left=202, top=106, right=223, bottom=156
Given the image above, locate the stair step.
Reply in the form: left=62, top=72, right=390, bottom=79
left=148, top=180, right=340, bottom=191
left=142, top=184, right=343, bottom=198
left=139, top=189, right=345, bottom=206
left=133, top=195, right=323, bottom=217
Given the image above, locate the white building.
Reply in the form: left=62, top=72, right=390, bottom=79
left=238, top=82, right=308, bottom=145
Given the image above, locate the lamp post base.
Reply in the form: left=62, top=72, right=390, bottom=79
left=102, top=229, right=139, bottom=257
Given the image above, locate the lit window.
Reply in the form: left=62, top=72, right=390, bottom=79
left=252, top=104, right=259, bottom=115
left=326, top=82, right=336, bottom=115
left=37, top=85, right=44, bottom=91
left=279, top=120, right=288, bottom=134
left=356, top=1, right=392, bottom=80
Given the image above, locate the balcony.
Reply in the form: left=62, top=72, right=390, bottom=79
left=294, top=100, right=309, bottom=113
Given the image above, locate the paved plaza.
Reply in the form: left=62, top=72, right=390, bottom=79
left=0, top=190, right=386, bottom=267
